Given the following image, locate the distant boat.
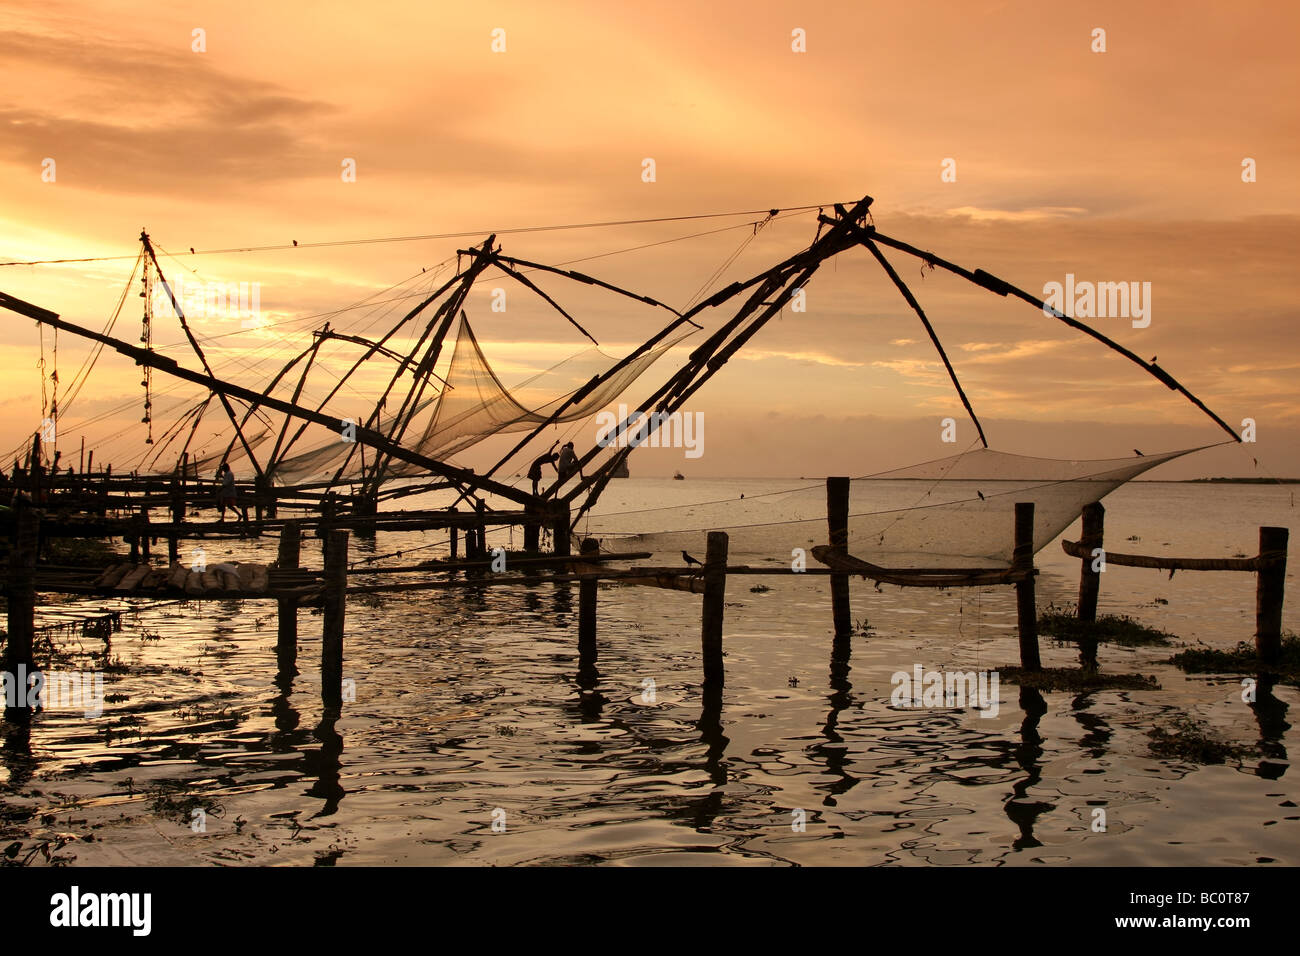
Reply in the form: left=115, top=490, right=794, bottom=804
left=673, top=471, right=684, bottom=480
left=612, top=456, right=630, bottom=478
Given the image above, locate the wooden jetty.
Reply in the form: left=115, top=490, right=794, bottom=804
left=7, top=477, right=1288, bottom=729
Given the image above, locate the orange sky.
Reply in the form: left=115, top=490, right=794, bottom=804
left=1, top=0, right=1297, bottom=479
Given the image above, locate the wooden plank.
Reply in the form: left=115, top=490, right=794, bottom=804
left=184, top=570, right=203, bottom=595
left=1062, top=538, right=1265, bottom=572
left=249, top=565, right=269, bottom=594
left=167, top=563, right=189, bottom=589
left=115, top=565, right=152, bottom=592
left=95, top=562, right=133, bottom=588
left=811, top=546, right=1023, bottom=588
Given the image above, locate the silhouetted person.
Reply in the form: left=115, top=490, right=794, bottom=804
left=216, top=462, right=248, bottom=525
left=528, top=443, right=559, bottom=495
left=555, top=441, right=582, bottom=485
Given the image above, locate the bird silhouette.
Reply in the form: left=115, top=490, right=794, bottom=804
left=976, top=490, right=985, bottom=500
left=681, top=550, right=702, bottom=567
left=189, top=247, right=195, bottom=254
left=292, top=239, right=298, bottom=247
left=1134, top=448, right=1144, bottom=456
left=1149, top=356, right=1157, bottom=363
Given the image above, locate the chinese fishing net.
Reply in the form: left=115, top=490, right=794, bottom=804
left=272, top=313, right=689, bottom=484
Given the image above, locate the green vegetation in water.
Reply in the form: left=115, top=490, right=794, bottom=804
left=146, top=780, right=224, bottom=827
left=1038, top=603, right=1176, bottom=646
left=999, top=667, right=1160, bottom=692
left=1147, top=715, right=1257, bottom=764
left=1168, top=634, right=1300, bottom=686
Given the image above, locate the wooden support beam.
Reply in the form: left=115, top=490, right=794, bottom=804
left=523, top=503, right=540, bottom=553
left=1076, top=502, right=1105, bottom=670
left=4, top=499, right=38, bottom=723
left=1077, top=502, right=1105, bottom=626
left=277, top=520, right=301, bottom=673
left=1013, top=502, right=1041, bottom=671
left=827, top=476, right=852, bottom=637
left=552, top=502, right=571, bottom=556
left=1256, top=526, right=1288, bottom=664
left=701, top=531, right=729, bottom=686
left=0, top=289, right=537, bottom=506
left=322, top=529, right=348, bottom=712
left=578, top=538, right=599, bottom=662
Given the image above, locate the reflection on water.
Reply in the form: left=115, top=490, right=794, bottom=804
left=0, top=481, right=1296, bottom=865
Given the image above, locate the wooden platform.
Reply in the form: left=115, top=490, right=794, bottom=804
left=31, top=561, right=320, bottom=599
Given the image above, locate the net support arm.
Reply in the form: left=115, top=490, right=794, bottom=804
left=860, top=236, right=987, bottom=448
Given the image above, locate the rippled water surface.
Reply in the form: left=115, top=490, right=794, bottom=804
left=2, top=479, right=1296, bottom=866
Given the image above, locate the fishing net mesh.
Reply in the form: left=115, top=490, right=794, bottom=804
left=272, top=314, right=686, bottom=484
left=580, top=446, right=1205, bottom=567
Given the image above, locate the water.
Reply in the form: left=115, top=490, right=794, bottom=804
left=2, top=480, right=1295, bottom=866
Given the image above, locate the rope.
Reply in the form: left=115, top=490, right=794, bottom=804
left=0, top=202, right=845, bottom=266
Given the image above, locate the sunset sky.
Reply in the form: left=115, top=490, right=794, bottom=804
left=1, top=0, right=1296, bottom=479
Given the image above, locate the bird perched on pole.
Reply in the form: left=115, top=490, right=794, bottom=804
left=681, top=550, right=702, bottom=567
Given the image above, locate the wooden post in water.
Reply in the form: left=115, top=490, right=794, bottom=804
left=449, top=516, right=459, bottom=562
left=523, top=503, right=540, bottom=553
left=1013, top=502, right=1041, bottom=671
left=578, top=537, right=599, bottom=662
left=140, top=507, right=151, bottom=562
left=552, top=502, right=571, bottom=557
left=128, top=510, right=140, bottom=563
left=475, top=498, right=488, bottom=557
left=28, top=432, right=41, bottom=501
left=168, top=470, right=183, bottom=563
left=701, top=530, right=729, bottom=686
left=1077, top=501, right=1105, bottom=624
left=277, top=520, right=302, bottom=669
left=1256, top=526, right=1288, bottom=664
left=321, top=528, right=348, bottom=710
left=4, top=500, right=38, bottom=723
left=826, top=476, right=852, bottom=637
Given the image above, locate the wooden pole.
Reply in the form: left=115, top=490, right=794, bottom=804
left=4, top=500, right=38, bottom=723
left=475, top=498, right=488, bottom=557
left=552, top=502, right=571, bottom=557
left=322, top=528, right=348, bottom=710
left=277, top=520, right=302, bottom=671
left=28, top=432, right=41, bottom=501
left=523, top=503, right=540, bottom=552
left=1013, top=502, right=1041, bottom=671
left=578, top=537, right=599, bottom=662
left=1077, top=502, right=1104, bottom=623
left=827, top=476, right=851, bottom=637
left=1076, top=501, right=1104, bottom=671
left=701, top=530, right=729, bottom=686
left=1256, top=526, right=1288, bottom=664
